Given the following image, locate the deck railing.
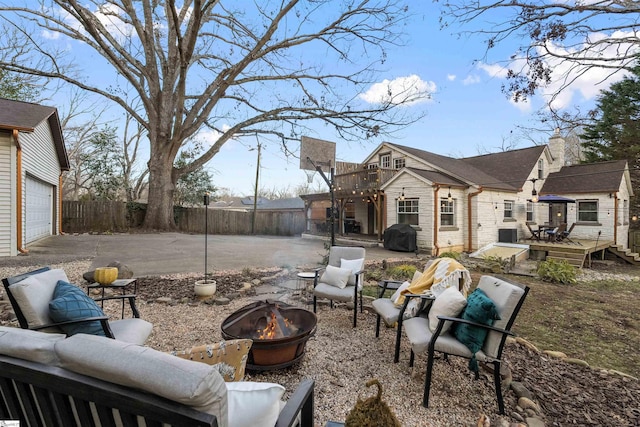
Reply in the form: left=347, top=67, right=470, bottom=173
left=334, top=168, right=396, bottom=196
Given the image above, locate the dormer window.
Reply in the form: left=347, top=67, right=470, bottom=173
left=380, top=153, right=391, bottom=168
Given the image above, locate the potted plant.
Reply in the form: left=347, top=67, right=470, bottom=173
left=195, top=192, right=216, bottom=298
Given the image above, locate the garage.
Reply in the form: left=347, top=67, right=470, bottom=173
left=25, top=175, right=53, bottom=243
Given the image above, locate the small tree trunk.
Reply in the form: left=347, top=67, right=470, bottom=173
left=143, top=153, right=177, bottom=230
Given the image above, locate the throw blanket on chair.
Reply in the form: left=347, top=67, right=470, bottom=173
left=395, top=258, right=471, bottom=307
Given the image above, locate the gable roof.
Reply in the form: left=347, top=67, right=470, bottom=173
left=385, top=142, right=544, bottom=191
left=0, top=98, right=69, bottom=170
left=542, top=160, right=629, bottom=194
left=461, top=145, right=546, bottom=190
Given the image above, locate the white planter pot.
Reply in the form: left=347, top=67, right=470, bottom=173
left=194, top=279, right=217, bottom=297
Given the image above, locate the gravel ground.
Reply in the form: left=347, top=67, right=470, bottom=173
left=2, top=259, right=639, bottom=426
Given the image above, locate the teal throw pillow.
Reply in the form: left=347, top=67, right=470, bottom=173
left=453, top=288, right=501, bottom=372
left=49, top=280, right=106, bottom=337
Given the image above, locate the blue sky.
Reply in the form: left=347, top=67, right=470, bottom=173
left=205, top=2, right=629, bottom=196
left=16, top=1, right=631, bottom=197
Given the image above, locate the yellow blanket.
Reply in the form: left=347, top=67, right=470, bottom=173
left=395, top=258, right=471, bottom=307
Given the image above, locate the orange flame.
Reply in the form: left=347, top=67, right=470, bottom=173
left=257, top=312, right=291, bottom=340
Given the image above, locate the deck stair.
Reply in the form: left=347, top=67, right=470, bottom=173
left=607, top=245, right=640, bottom=266
left=546, top=246, right=588, bottom=268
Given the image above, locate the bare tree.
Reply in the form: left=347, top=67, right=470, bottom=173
left=438, top=1, right=640, bottom=103
left=0, top=1, right=426, bottom=230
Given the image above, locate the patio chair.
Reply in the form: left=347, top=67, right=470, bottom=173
left=2, top=267, right=152, bottom=345
left=545, top=223, right=567, bottom=242
left=558, top=222, right=577, bottom=244
left=372, top=258, right=471, bottom=363
left=402, top=275, right=529, bottom=414
left=525, top=223, right=541, bottom=241
left=312, top=246, right=365, bottom=327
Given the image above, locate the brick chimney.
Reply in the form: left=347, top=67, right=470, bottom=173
left=547, top=128, right=565, bottom=173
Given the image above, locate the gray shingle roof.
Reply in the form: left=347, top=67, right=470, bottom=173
left=0, top=98, right=69, bottom=170
left=542, top=160, right=628, bottom=194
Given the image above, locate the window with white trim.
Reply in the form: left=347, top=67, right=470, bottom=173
left=380, top=153, right=391, bottom=168
left=393, top=158, right=406, bottom=169
left=504, top=201, right=514, bottom=219
left=367, top=163, right=378, bottom=169
left=623, top=200, right=628, bottom=225
left=578, top=200, right=598, bottom=222
left=538, top=159, right=544, bottom=179
left=440, top=199, right=455, bottom=226
left=398, top=198, right=419, bottom=226
left=526, top=202, right=534, bottom=222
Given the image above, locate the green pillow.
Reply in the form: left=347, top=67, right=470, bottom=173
left=453, top=288, right=501, bottom=372
left=49, top=280, right=106, bottom=337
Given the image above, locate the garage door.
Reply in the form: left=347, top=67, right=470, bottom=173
left=25, top=176, right=53, bottom=243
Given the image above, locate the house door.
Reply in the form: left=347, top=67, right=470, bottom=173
left=548, top=203, right=567, bottom=227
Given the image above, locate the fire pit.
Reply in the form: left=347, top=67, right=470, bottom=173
left=220, top=300, right=317, bottom=371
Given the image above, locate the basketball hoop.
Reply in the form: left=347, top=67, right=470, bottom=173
left=304, top=169, right=317, bottom=184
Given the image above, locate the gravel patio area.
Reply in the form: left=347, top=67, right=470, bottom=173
left=2, top=259, right=639, bottom=426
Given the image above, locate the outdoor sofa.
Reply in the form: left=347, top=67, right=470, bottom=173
left=0, top=326, right=314, bottom=427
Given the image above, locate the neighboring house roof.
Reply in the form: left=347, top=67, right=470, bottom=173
left=0, top=98, right=69, bottom=170
left=542, top=160, right=629, bottom=195
left=241, top=196, right=270, bottom=206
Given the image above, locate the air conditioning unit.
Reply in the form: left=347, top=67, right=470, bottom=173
left=498, top=229, right=517, bottom=243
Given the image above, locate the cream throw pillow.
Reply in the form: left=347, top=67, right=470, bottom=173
left=171, top=339, right=252, bottom=382
left=428, top=286, right=468, bottom=333
left=226, top=382, right=285, bottom=427
left=320, top=265, right=352, bottom=289
left=340, top=258, right=364, bottom=285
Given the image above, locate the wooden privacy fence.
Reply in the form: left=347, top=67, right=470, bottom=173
left=62, top=201, right=306, bottom=236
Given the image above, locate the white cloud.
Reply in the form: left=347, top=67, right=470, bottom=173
left=42, top=30, right=60, bottom=40
left=477, top=30, right=638, bottom=110
left=462, top=74, right=481, bottom=85
left=509, top=95, right=532, bottom=113
left=198, top=124, right=234, bottom=149
left=447, top=74, right=456, bottom=81
left=359, top=75, right=436, bottom=106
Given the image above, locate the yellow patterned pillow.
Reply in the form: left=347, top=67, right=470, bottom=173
left=170, top=339, right=253, bottom=382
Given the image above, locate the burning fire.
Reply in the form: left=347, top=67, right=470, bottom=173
left=257, top=310, right=291, bottom=340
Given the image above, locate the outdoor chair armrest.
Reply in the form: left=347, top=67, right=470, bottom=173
left=434, top=315, right=515, bottom=337
left=378, top=279, right=404, bottom=297
left=29, top=316, right=115, bottom=338
left=275, top=378, right=314, bottom=427
left=312, top=267, right=325, bottom=287
left=93, top=294, right=141, bottom=318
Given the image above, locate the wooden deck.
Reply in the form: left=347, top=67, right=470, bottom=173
left=522, top=238, right=614, bottom=268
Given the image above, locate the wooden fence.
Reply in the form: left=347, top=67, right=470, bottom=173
left=62, top=201, right=306, bottom=236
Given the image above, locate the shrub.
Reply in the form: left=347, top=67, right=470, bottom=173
left=537, top=259, right=577, bottom=284
left=439, top=251, right=460, bottom=260
left=481, top=255, right=511, bottom=274
left=385, top=264, right=417, bottom=280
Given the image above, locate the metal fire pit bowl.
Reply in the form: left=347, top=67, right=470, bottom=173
left=220, top=300, right=317, bottom=371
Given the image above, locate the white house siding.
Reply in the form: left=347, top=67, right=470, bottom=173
left=435, top=187, right=465, bottom=253
left=19, top=121, right=61, bottom=244
left=365, top=145, right=430, bottom=170
left=0, top=132, right=16, bottom=256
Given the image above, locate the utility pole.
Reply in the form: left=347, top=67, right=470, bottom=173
left=251, top=142, right=261, bottom=234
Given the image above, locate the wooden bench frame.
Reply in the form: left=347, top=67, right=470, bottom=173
left=0, top=354, right=314, bottom=427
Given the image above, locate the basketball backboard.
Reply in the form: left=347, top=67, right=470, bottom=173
left=299, top=136, right=336, bottom=173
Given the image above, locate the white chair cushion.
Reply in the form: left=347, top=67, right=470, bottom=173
left=428, top=286, right=467, bottom=333
left=109, top=318, right=153, bottom=345
left=0, top=326, right=65, bottom=366
left=319, top=265, right=351, bottom=289
left=390, top=281, right=410, bottom=305
left=340, top=258, right=364, bottom=286
left=403, top=316, right=489, bottom=362
left=55, top=334, right=229, bottom=426
left=226, top=382, right=285, bottom=427
left=477, top=276, right=525, bottom=358
left=372, top=298, right=400, bottom=326
left=313, top=282, right=354, bottom=301
left=9, top=269, right=69, bottom=327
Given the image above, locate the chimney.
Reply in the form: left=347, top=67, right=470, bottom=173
left=547, top=128, right=565, bottom=173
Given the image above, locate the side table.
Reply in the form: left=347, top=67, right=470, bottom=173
left=296, top=272, right=316, bottom=307
left=86, top=278, right=137, bottom=319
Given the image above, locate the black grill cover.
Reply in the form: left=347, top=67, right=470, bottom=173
left=383, top=224, right=417, bottom=252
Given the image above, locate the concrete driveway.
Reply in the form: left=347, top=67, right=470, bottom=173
left=2, top=233, right=420, bottom=276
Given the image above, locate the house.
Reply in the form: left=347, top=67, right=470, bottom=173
left=301, top=131, right=635, bottom=258
left=0, top=98, right=69, bottom=257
